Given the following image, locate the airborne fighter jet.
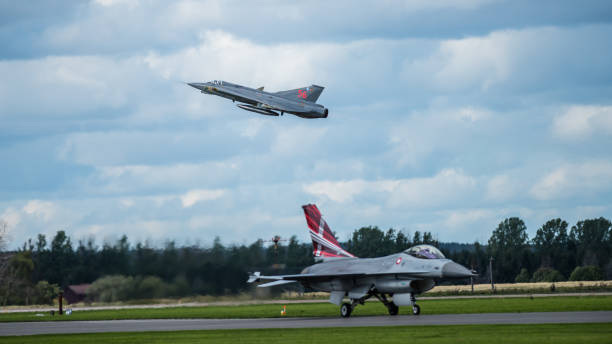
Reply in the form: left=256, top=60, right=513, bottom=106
left=187, top=80, right=329, bottom=118
left=248, top=204, right=476, bottom=317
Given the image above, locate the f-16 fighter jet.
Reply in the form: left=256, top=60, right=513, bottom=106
left=248, top=204, right=476, bottom=317
left=187, top=80, right=328, bottom=119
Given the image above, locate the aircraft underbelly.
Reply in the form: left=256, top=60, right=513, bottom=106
left=305, top=275, right=434, bottom=295
left=308, top=278, right=354, bottom=292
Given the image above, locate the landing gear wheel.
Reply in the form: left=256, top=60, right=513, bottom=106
left=412, top=304, right=420, bottom=315
left=387, top=303, right=399, bottom=316
left=340, top=303, right=352, bottom=318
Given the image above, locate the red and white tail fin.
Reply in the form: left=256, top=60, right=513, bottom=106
left=302, top=204, right=355, bottom=260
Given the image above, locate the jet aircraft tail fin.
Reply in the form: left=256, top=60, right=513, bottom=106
left=302, top=204, right=355, bottom=261
left=276, top=85, right=324, bottom=103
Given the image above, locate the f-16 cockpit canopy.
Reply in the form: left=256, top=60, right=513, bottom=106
left=405, top=245, right=445, bottom=259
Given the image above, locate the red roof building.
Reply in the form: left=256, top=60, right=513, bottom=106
left=63, top=284, right=91, bottom=304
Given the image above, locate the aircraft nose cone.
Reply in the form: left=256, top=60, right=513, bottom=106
left=442, top=261, right=474, bottom=278
left=187, top=83, right=202, bottom=90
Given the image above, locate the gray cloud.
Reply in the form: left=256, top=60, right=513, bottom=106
left=3, top=0, right=611, bottom=58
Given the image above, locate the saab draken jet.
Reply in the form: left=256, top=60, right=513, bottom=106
left=187, top=80, right=328, bottom=118
left=248, top=204, right=476, bottom=317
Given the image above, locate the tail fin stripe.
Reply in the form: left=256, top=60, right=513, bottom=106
left=303, top=204, right=355, bottom=259
left=309, top=231, right=355, bottom=258
left=304, top=210, right=342, bottom=246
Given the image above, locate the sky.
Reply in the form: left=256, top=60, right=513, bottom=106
left=1, top=0, right=611, bottom=249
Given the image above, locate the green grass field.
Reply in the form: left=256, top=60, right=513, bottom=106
left=2, top=295, right=611, bottom=322
left=3, top=323, right=612, bottom=344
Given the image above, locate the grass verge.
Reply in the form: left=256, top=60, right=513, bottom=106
left=2, top=323, right=612, bottom=343
left=1, top=295, right=611, bottom=322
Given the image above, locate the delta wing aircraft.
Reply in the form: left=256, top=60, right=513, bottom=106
left=187, top=80, right=328, bottom=118
left=248, top=204, right=476, bottom=317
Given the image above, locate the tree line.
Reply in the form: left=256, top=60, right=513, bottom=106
left=0, top=216, right=610, bottom=305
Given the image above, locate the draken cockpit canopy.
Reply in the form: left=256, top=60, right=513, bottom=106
left=405, top=245, right=446, bottom=259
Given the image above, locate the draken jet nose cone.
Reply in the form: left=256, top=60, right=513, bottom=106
left=187, top=82, right=208, bottom=91
left=442, top=261, right=474, bottom=278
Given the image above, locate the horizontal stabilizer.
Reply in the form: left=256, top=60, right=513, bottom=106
left=247, top=272, right=261, bottom=283
left=257, top=280, right=297, bottom=288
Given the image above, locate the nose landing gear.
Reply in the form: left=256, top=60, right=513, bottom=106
left=410, top=293, right=420, bottom=315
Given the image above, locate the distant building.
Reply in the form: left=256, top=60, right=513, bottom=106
left=64, top=284, right=91, bottom=304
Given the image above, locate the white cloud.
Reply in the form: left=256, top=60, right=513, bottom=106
left=58, top=129, right=238, bottom=166
left=388, top=169, right=477, bottom=207
left=402, top=25, right=612, bottom=95
left=404, top=30, right=515, bottom=91
left=0, top=55, right=149, bottom=118
left=0, top=29, right=410, bottom=131
left=552, top=105, right=612, bottom=139
left=443, top=208, right=494, bottom=228
left=35, top=0, right=501, bottom=58
left=530, top=161, right=612, bottom=200
left=233, top=118, right=266, bottom=139
left=486, top=174, right=516, bottom=201
left=144, top=30, right=326, bottom=88
left=22, top=200, right=57, bottom=221
left=89, top=161, right=240, bottom=194
left=180, top=189, right=225, bottom=207
left=387, top=105, right=496, bottom=167
left=1, top=208, right=21, bottom=229
left=271, top=125, right=328, bottom=155
left=455, top=107, right=491, bottom=122
left=303, top=179, right=397, bottom=203
left=303, top=169, right=476, bottom=207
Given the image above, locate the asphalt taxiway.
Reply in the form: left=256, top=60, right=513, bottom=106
left=1, top=311, right=611, bottom=336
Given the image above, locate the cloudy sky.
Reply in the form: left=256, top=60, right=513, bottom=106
left=1, top=0, right=611, bottom=249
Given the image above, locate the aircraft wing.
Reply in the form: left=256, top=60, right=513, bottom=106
left=248, top=271, right=433, bottom=286
left=213, top=85, right=310, bottom=113
left=248, top=272, right=364, bottom=285
left=257, top=280, right=297, bottom=287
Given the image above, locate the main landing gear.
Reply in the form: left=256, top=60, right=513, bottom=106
left=340, top=302, right=352, bottom=317
left=339, top=291, right=420, bottom=318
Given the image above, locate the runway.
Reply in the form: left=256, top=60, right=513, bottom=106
left=2, top=311, right=611, bottom=336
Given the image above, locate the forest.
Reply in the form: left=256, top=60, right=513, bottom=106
left=0, top=216, right=610, bottom=305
